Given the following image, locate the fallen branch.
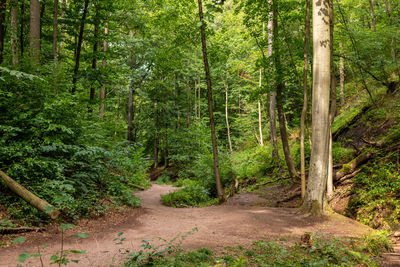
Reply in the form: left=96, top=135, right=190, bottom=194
left=0, top=227, right=44, bottom=234
left=334, top=152, right=372, bottom=181
left=0, top=170, right=60, bottom=219
left=129, top=183, right=146, bottom=190
left=335, top=169, right=362, bottom=185
left=277, top=188, right=301, bottom=204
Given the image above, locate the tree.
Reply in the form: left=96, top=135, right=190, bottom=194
left=197, top=0, right=224, bottom=203
left=30, top=0, right=41, bottom=64
left=303, top=0, right=332, bottom=215
left=0, top=0, right=5, bottom=64
left=11, top=0, right=19, bottom=66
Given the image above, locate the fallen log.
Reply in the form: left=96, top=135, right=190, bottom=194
left=0, top=170, right=60, bottom=219
left=335, top=169, right=362, bottom=185
left=0, top=227, right=44, bottom=234
left=334, top=152, right=372, bottom=181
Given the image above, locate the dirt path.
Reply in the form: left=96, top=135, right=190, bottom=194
left=0, top=184, right=373, bottom=267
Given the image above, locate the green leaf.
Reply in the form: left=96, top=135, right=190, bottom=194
left=18, top=251, right=31, bottom=263
left=60, top=223, right=74, bottom=231
left=13, top=236, right=27, bottom=244
left=117, top=232, right=124, bottom=236
left=44, top=206, right=56, bottom=214
left=74, top=232, right=89, bottom=239
left=197, top=21, right=203, bottom=28
left=69, top=250, right=86, bottom=254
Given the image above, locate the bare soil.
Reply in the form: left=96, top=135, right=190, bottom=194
left=0, top=184, right=373, bottom=267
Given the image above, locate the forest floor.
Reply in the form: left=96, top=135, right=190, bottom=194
left=0, top=183, right=378, bottom=266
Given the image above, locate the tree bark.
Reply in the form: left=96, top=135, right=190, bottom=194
left=197, top=0, right=224, bottom=203
left=153, top=100, right=159, bottom=169
left=0, top=0, right=6, bottom=64
left=90, top=16, right=99, bottom=102
left=273, top=1, right=298, bottom=180
left=301, top=0, right=311, bottom=199
left=303, top=0, right=331, bottom=215
left=52, top=0, right=58, bottom=62
left=29, top=0, right=41, bottom=65
left=339, top=42, right=345, bottom=107
left=0, top=170, right=60, bottom=219
left=225, top=80, right=233, bottom=151
left=258, top=69, right=264, bottom=146
left=268, top=0, right=278, bottom=160
left=71, top=0, right=89, bottom=95
left=368, top=0, right=376, bottom=32
left=11, top=0, right=19, bottom=66
left=99, top=23, right=108, bottom=119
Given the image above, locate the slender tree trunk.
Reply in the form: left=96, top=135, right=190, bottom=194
left=52, top=0, right=58, bottom=62
left=273, top=2, right=298, bottom=180
left=153, top=100, right=159, bottom=169
left=39, top=2, right=45, bottom=46
left=90, top=19, right=99, bottom=102
left=186, top=77, right=191, bottom=128
left=194, top=80, right=197, bottom=120
left=30, top=0, right=41, bottom=65
left=301, top=0, right=311, bottom=199
left=164, top=126, right=168, bottom=167
left=268, top=0, right=278, bottom=159
left=20, top=1, right=24, bottom=58
left=339, top=42, right=345, bottom=107
left=225, top=80, right=233, bottom=151
left=303, top=0, right=332, bottom=215
left=369, top=0, right=376, bottom=32
left=0, top=0, right=6, bottom=64
left=58, top=0, right=66, bottom=57
left=11, top=0, right=19, bottom=66
left=71, top=0, right=89, bottom=94
left=127, top=80, right=135, bottom=142
left=198, top=75, right=201, bottom=118
left=197, top=0, right=224, bottom=203
left=258, top=69, right=264, bottom=146
left=99, top=23, right=108, bottom=119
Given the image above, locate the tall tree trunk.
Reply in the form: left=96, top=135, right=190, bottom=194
left=71, top=0, right=89, bottom=95
left=11, top=0, right=19, bottom=66
left=52, top=0, right=58, bottom=62
left=0, top=0, right=5, bottom=64
left=99, top=23, right=108, bottom=119
left=186, top=77, right=191, bottom=128
left=164, top=126, right=168, bottom=167
left=58, top=0, right=66, bottom=57
left=90, top=17, right=99, bottom=102
left=268, top=0, right=278, bottom=160
left=327, top=0, right=336, bottom=199
left=258, top=69, right=264, bottom=146
left=273, top=1, right=298, bottom=180
left=20, top=0, right=24, bottom=57
left=153, top=100, right=159, bottom=169
left=197, top=0, right=224, bottom=203
left=304, top=0, right=332, bottom=215
left=225, top=80, right=233, bottom=152
left=339, top=42, right=345, bottom=107
left=301, top=0, right=311, bottom=199
left=368, top=0, right=376, bottom=32
left=127, top=80, right=135, bottom=142
left=39, top=2, right=45, bottom=46
left=30, top=0, right=41, bottom=65
left=194, top=80, right=198, bottom=120
left=198, top=75, right=201, bottom=118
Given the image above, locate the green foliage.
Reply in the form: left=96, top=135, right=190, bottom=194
left=161, top=182, right=218, bottom=208
left=121, top=232, right=387, bottom=266
left=155, top=174, right=173, bottom=185
left=347, top=162, right=400, bottom=230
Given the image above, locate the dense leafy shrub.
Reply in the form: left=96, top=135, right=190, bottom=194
left=347, top=162, right=400, bottom=230
left=161, top=182, right=218, bottom=208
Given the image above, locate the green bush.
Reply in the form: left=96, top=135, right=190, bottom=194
left=161, top=183, right=218, bottom=208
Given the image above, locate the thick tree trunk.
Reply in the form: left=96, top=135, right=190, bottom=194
left=273, top=2, right=298, bottom=180
left=99, top=23, right=108, bottom=119
left=301, top=0, right=311, bottom=199
left=225, top=81, right=233, bottom=151
left=268, top=0, right=278, bottom=160
left=304, top=0, right=331, bottom=215
left=71, top=0, right=89, bottom=94
left=0, top=171, right=59, bottom=219
left=197, top=0, right=224, bottom=203
left=30, top=0, right=41, bottom=65
left=11, top=0, right=19, bottom=66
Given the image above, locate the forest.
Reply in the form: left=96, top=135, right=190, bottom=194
left=0, top=0, right=399, bottom=266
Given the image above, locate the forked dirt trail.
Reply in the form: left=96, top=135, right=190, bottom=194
left=0, top=184, right=372, bottom=267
